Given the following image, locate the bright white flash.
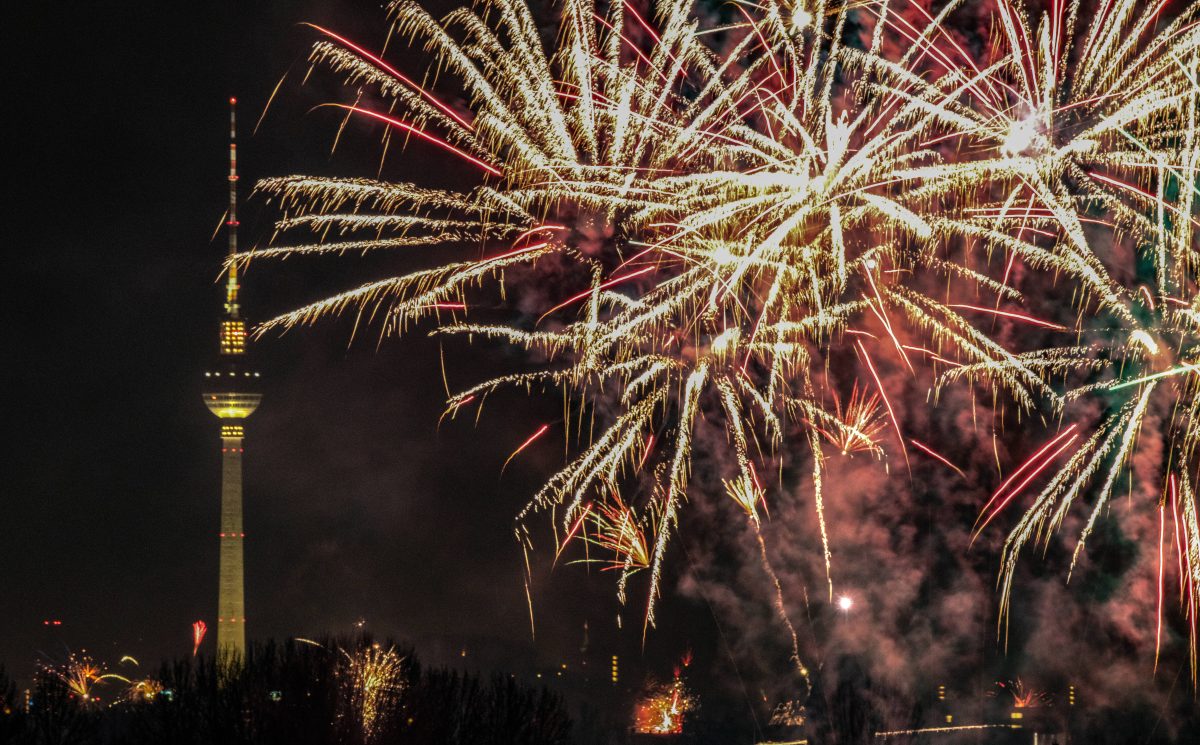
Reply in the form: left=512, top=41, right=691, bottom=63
left=1002, top=117, right=1040, bottom=156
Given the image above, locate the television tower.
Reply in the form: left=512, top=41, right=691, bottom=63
left=202, top=97, right=261, bottom=663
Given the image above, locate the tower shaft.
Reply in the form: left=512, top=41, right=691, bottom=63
left=218, top=426, right=246, bottom=657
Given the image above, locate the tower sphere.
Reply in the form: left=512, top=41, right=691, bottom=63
left=202, top=360, right=262, bottom=419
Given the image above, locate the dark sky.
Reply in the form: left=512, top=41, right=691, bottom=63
left=3, top=0, right=708, bottom=690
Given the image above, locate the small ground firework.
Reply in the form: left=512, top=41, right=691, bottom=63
left=192, top=620, right=207, bottom=657
left=339, top=643, right=406, bottom=743
left=992, top=679, right=1050, bottom=709
left=632, top=663, right=695, bottom=735
left=40, top=652, right=128, bottom=705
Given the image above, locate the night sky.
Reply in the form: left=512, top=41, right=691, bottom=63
left=5, top=0, right=709, bottom=689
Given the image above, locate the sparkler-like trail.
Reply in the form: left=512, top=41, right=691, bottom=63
left=244, top=0, right=1200, bottom=678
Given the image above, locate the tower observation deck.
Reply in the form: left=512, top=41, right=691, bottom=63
left=202, top=98, right=260, bottom=664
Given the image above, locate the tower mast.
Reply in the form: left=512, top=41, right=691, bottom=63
left=226, top=97, right=240, bottom=318
left=203, top=97, right=261, bottom=666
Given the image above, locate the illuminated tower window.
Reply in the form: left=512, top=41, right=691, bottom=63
left=611, top=655, right=619, bottom=684
left=220, top=320, right=246, bottom=355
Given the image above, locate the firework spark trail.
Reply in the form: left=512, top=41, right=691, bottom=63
left=724, top=475, right=812, bottom=694
left=909, top=438, right=965, bottom=477
left=502, top=423, right=551, bottom=473
left=756, top=531, right=811, bottom=696
left=974, top=432, right=1080, bottom=537
left=981, top=425, right=1079, bottom=520
left=1157, top=501, right=1167, bottom=673
left=244, top=0, right=1200, bottom=677
left=874, top=723, right=1019, bottom=738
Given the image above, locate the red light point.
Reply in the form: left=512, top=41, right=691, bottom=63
left=229, top=97, right=237, bottom=105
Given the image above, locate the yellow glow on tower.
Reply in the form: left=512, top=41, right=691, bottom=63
left=220, top=320, right=246, bottom=355
left=204, top=392, right=262, bottom=420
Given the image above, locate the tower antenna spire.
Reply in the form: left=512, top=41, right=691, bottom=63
left=225, top=97, right=240, bottom=318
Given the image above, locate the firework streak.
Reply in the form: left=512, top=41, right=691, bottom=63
left=192, top=620, right=207, bottom=657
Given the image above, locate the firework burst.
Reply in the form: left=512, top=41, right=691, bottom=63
left=565, top=494, right=653, bottom=580
left=243, top=0, right=1200, bottom=678
left=339, top=643, right=406, bottom=743
left=192, top=620, right=207, bottom=657
left=40, top=652, right=128, bottom=705
left=250, top=0, right=1029, bottom=617
left=992, top=678, right=1050, bottom=709
left=924, top=0, right=1200, bottom=677
left=819, top=383, right=886, bottom=456
left=122, top=678, right=164, bottom=704
left=632, top=658, right=696, bottom=735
